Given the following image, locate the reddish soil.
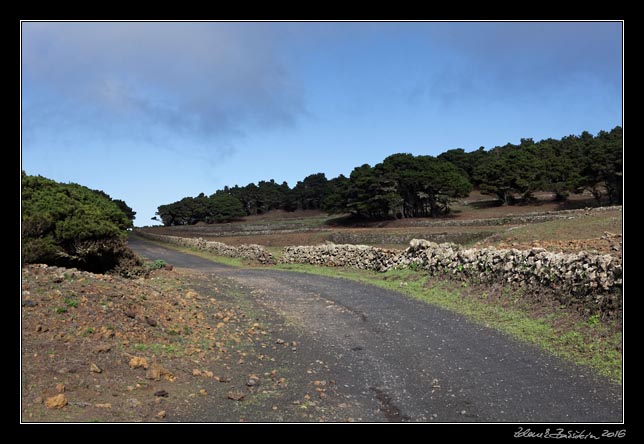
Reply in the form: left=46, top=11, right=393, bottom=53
left=238, top=209, right=328, bottom=222
left=490, top=236, right=623, bottom=259
left=21, top=264, right=359, bottom=422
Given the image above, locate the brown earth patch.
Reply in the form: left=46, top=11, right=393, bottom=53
left=492, top=237, right=622, bottom=260
left=21, top=264, right=358, bottom=422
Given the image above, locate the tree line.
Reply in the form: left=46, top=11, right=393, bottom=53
left=155, top=127, right=622, bottom=226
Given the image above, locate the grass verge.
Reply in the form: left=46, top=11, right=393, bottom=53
left=134, top=236, right=622, bottom=383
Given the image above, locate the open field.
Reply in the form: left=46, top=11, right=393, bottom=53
left=144, top=191, right=622, bottom=258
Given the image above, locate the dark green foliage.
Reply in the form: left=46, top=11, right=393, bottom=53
left=535, top=137, right=582, bottom=201
left=581, top=127, right=623, bottom=204
left=112, top=199, right=137, bottom=224
left=22, top=173, right=140, bottom=273
left=89, top=188, right=136, bottom=225
left=472, top=127, right=622, bottom=205
left=473, top=141, right=544, bottom=204
left=291, top=173, right=332, bottom=210
left=378, top=154, right=472, bottom=218
left=346, top=163, right=391, bottom=218
left=156, top=127, right=622, bottom=224
left=156, top=196, right=196, bottom=226
left=341, top=155, right=472, bottom=219
left=321, top=175, right=350, bottom=213
left=156, top=191, right=246, bottom=226
left=208, top=192, right=247, bottom=222
left=146, top=259, right=167, bottom=270
left=438, top=146, right=487, bottom=184
left=227, top=179, right=293, bottom=215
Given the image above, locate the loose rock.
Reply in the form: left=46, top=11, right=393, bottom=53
left=124, top=309, right=137, bottom=319
left=45, top=394, right=67, bottom=409
left=146, top=362, right=171, bottom=381
left=129, top=356, right=148, bottom=370
left=227, top=391, right=245, bottom=401
left=93, top=344, right=111, bottom=354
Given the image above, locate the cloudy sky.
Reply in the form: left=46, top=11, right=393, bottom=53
left=21, top=21, right=622, bottom=226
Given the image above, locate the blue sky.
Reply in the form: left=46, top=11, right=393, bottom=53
left=21, top=21, right=622, bottom=226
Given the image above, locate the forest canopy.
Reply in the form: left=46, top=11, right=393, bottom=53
left=156, top=127, right=622, bottom=226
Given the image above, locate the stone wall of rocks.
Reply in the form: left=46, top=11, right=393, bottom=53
left=402, top=205, right=622, bottom=228
left=136, top=229, right=622, bottom=315
left=133, top=231, right=276, bottom=264
left=281, top=244, right=398, bottom=272
left=329, top=230, right=492, bottom=246
left=281, top=239, right=622, bottom=314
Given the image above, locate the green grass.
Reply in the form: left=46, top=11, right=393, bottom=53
left=63, top=297, right=79, bottom=308
left=138, top=237, right=623, bottom=383
left=266, top=246, right=285, bottom=260
left=145, top=259, right=167, bottom=270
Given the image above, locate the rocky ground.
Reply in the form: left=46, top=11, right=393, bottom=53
left=20, top=264, right=363, bottom=422
left=21, top=236, right=624, bottom=423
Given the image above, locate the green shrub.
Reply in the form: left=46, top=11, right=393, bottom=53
left=63, top=297, right=78, bottom=308
left=21, top=173, right=141, bottom=273
left=146, top=259, right=167, bottom=270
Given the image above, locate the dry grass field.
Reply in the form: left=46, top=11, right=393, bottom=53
left=145, top=191, right=622, bottom=259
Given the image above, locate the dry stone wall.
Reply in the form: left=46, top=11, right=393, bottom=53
left=281, top=239, right=622, bottom=314
left=281, top=244, right=397, bottom=272
left=134, top=231, right=276, bottom=264
left=136, top=229, right=621, bottom=315
left=401, top=205, right=622, bottom=228
left=329, top=230, right=491, bottom=246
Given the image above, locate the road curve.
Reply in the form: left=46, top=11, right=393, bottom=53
left=128, top=237, right=622, bottom=422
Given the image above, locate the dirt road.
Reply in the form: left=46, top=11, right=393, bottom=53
left=128, top=237, right=623, bottom=422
